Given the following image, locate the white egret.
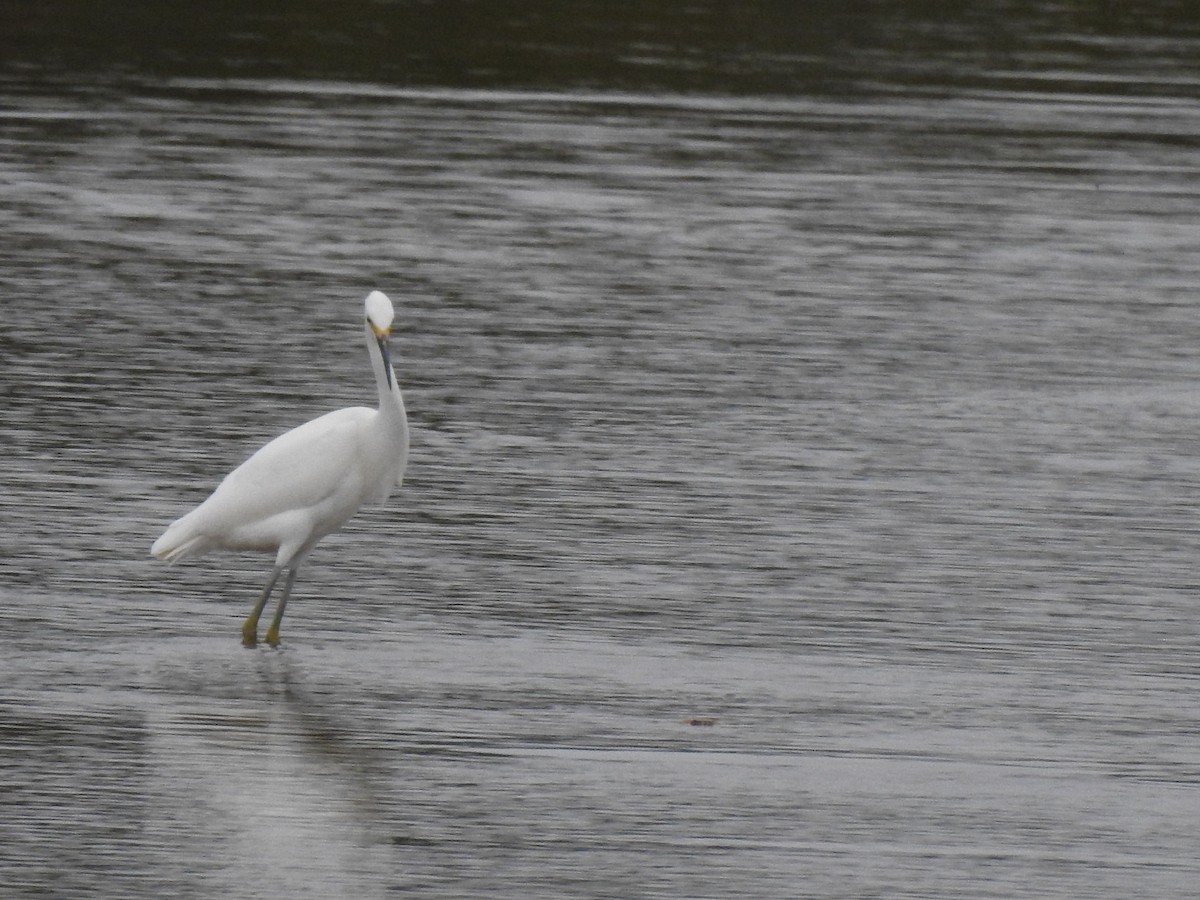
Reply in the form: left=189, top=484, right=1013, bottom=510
left=151, top=290, right=410, bottom=647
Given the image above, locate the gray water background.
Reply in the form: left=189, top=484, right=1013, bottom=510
left=2, top=3, right=1200, bottom=897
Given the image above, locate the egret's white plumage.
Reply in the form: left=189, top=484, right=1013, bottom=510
left=151, top=290, right=409, bottom=646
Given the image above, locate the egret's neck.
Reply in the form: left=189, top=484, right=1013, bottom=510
left=367, top=326, right=409, bottom=437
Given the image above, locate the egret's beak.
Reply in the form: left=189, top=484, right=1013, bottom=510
left=371, top=324, right=394, bottom=388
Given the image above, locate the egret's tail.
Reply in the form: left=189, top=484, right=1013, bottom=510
left=150, top=516, right=209, bottom=564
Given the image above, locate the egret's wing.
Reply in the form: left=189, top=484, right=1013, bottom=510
left=210, top=406, right=375, bottom=519
left=152, top=406, right=374, bottom=556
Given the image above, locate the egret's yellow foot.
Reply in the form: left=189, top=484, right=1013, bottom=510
left=264, top=625, right=281, bottom=648
left=241, top=618, right=259, bottom=648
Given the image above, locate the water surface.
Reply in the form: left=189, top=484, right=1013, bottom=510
left=3, top=4, right=1200, bottom=898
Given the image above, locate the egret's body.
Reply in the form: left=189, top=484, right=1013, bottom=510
left=151, top=290, right=409, bottom=646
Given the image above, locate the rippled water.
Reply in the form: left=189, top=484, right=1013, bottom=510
left=4, top=6, right=1200, bottom=898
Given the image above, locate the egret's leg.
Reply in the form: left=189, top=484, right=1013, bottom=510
left=242, top=565, right=283, bottom=648
left=264, top=567, right=300, bottom=648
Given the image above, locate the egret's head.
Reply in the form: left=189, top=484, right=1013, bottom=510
left=365, top=290, right=396, bottom=388
left=365, top=290, right=394, bottom=339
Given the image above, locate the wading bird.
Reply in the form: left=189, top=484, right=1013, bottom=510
left=151, top=290, right=410, bottom=647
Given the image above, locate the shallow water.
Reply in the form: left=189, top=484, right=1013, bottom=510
left=3, top=4, right=1200, bottom=898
